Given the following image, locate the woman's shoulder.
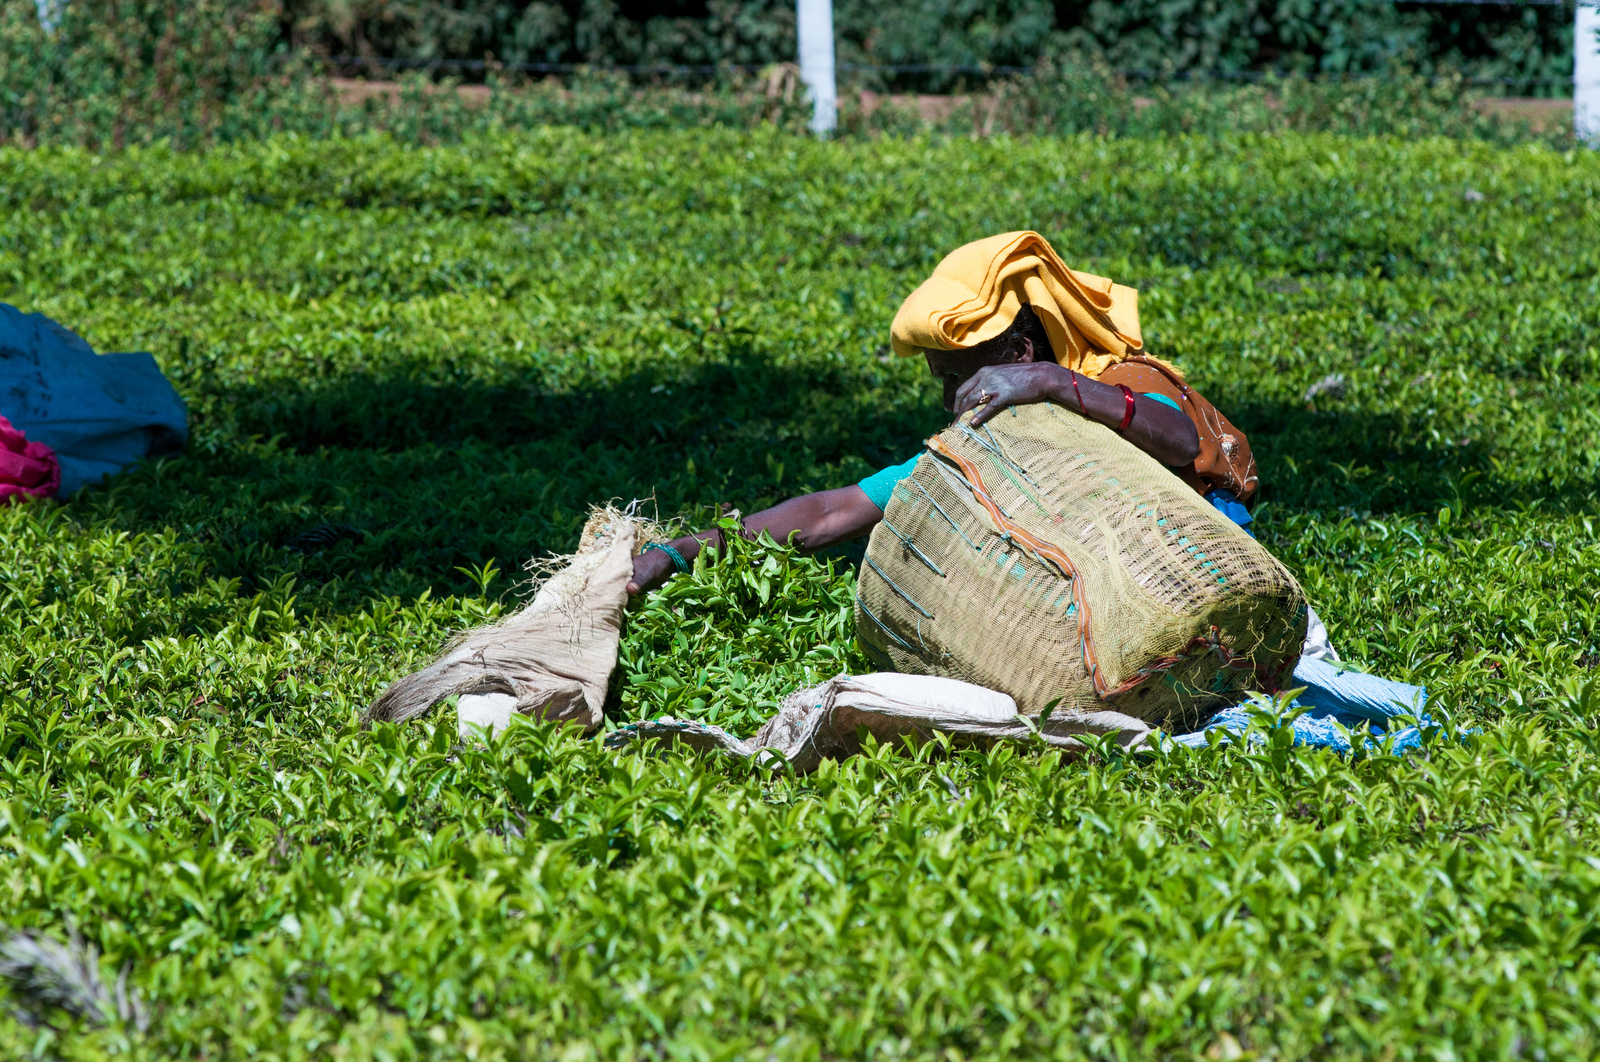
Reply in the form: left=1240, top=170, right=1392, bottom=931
left=1099, top=357, right=1259, bottom=507
left=1097, top=359, right=1184, bottom=398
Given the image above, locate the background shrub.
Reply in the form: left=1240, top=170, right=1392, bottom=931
left=0, top=0, right=1580, bottom=149
left=0, top=0, right=301, bottom=148
left=280, top=0, right=1577, bottom=90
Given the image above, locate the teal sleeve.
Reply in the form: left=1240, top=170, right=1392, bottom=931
left=1142, top=391, right=1182, bottom=412
left=856, top=455, right=922, bottom=511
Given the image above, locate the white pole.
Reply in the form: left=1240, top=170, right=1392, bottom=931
left=797, top=0, right=837, bottom=135
left=1578, top=0, right=1600, bottom=145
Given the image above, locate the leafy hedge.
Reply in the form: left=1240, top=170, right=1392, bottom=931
left=0, top=0, right=1579, bottom=149
left=1, top=130, right=1599, bottom=1055
left=0, top=20, right=1570, bottom=150
left=0, top=0, right=311, bottom=148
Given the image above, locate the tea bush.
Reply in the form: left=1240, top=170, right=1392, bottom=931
left=1, top=129, right=1599, bottom=1058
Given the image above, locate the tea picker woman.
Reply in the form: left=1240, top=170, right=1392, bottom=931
left=383, top=230, right=1400, bottom=751
left=626, top=231, right=1298, bottom=624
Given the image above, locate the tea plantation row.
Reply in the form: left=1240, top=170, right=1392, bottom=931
left=1, top=130, right=1598, bottom=1058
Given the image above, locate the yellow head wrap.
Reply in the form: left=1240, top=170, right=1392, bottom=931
left=890, top=231, right=1161, bottom=381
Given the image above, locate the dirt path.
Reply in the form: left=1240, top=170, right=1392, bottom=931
left=328, top=77, right=1575, bottom=133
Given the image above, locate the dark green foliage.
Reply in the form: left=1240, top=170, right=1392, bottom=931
left=282, top=0, right=1575, bottom=88
left=1, top=130, right=1600, bottom=1056
left=0, top=0, right=301, bottom=148
left=1057, top=0, right=1574, bottom=85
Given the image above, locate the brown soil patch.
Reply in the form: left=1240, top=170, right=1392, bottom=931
left=331, top=77, right=492, bottom=109
left=326, top=79, right=1575, bottom=136
left=1474, top=96, right=1572, bottom=132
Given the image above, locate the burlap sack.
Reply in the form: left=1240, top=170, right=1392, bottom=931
left=856, top=404, right=1306, bottom=732
left=364, top=510, right=642, bottom=734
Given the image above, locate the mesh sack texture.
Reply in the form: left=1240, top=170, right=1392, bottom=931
left=856, top=403, right=1307, bottom=732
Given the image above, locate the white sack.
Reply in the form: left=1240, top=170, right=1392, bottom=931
left=606, top=672, right=1153, bottom=772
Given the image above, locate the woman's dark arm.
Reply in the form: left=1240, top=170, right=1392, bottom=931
left=953, top=362, right=1200, bottom=467
left=627, top=484, right=884, bottom=594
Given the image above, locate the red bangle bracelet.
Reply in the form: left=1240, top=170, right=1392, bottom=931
left=1069, top=370, right=1085, bottom=413
left=1116, top=385, right=1136, bottom=430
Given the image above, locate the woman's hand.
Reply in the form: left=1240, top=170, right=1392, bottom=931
left=953, top=362, right=1073, bottom=427
left=625, top=486, right=886, bottom=596
left=950, top=361, right=1199, bottom=467
left=627, top=545, right=681, bottom=595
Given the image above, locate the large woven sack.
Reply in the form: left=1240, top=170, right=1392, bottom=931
left=856, top=403, right=1306, bottom=732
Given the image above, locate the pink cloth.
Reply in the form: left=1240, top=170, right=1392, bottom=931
left=0, top=414, right=60, bottom=502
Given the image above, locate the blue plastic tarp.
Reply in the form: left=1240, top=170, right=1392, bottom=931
left=1170, top=656, right=1434, bottom=753
left=0, top=304, right=187, bottom=497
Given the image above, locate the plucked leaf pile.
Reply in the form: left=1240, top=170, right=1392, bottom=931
left=1, top=130, right=1599, bottom=1058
